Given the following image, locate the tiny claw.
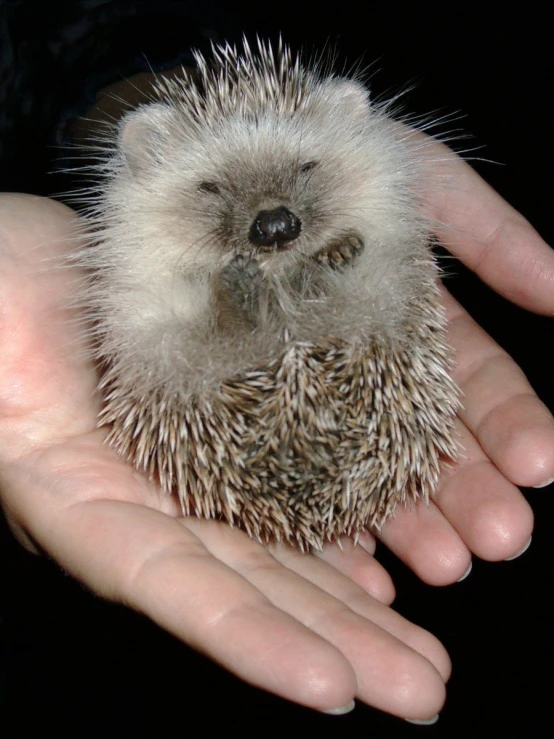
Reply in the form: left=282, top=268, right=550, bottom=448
left=314, top=233, right=365, bottom=270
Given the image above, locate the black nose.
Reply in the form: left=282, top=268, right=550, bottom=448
left=248, top=206, right=301, bottom=248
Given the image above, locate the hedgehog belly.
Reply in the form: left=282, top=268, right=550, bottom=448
left=100, top=293, right=460, bottom=552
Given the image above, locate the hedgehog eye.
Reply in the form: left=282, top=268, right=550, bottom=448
left=299, top=161, right=318, bottom=174
left=198, top=181, right=221, bottom=195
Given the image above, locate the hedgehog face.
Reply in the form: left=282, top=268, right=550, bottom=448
left=102, top=41, right=420, bottom=328
left=111, top=62, right=412, bottom=282
left=184, top=111, right=371, bottom=272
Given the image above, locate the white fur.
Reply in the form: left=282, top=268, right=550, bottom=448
left=75, top=40, right=437, bottom=399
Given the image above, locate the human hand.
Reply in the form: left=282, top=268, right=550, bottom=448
left=365, top=138, right=554, bottom=585
left=1, top=139, right=552, bottom=723
left=0, top=193, right=449, bottom=722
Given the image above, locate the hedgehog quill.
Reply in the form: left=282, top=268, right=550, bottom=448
left=74, top=39, right=461, bottom=551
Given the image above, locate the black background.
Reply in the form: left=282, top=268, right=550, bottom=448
left=1, top=2, right=552, bottom=736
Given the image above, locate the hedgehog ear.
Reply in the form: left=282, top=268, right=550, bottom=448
left=318, top=79, right=371, bottom=127
left=118, top=103, right=178, bottom=175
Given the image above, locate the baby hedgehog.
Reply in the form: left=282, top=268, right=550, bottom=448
left=76, top=39, right=461, bottom=551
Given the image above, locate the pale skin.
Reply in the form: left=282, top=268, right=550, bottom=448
left=1, top=141, right=553, bottom=721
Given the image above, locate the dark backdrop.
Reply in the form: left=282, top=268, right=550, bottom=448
left=1, top=2, right=552, bottom=736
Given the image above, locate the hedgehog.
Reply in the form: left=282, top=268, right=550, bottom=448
left=73, top=39, right=461, bottom=551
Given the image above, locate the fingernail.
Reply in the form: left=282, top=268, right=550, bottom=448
left=456, top=560, right=472, bottom=582
left=322, top=699, right=355, bottom=715
left=405, top=714, right=439, bottom=726
left=533, top=475, right=554, bottom=489
left=504, top=536, right=532, bottom=561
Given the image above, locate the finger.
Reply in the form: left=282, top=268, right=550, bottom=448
left=421, top=141, right=554, bottom=314
left=444, top=289, right=554, bottom=488
left=375, top=498, right=471, bottom=586
left=315, top=534, right=396, bottom=605
left=10, top=474, right=358, bottom=714
left=188, top=518, right=447, bottom=721
left=270, top=542, right=450, bottom=681
left=433, top=419, right=534, bottom=561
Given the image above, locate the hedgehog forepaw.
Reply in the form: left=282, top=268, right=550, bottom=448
left=314, top=233, right=365, bottom=270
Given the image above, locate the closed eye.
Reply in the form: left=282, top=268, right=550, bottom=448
left=299, top=161, right=318, bottom=174
left=198, top=181, right=221, bottom=195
